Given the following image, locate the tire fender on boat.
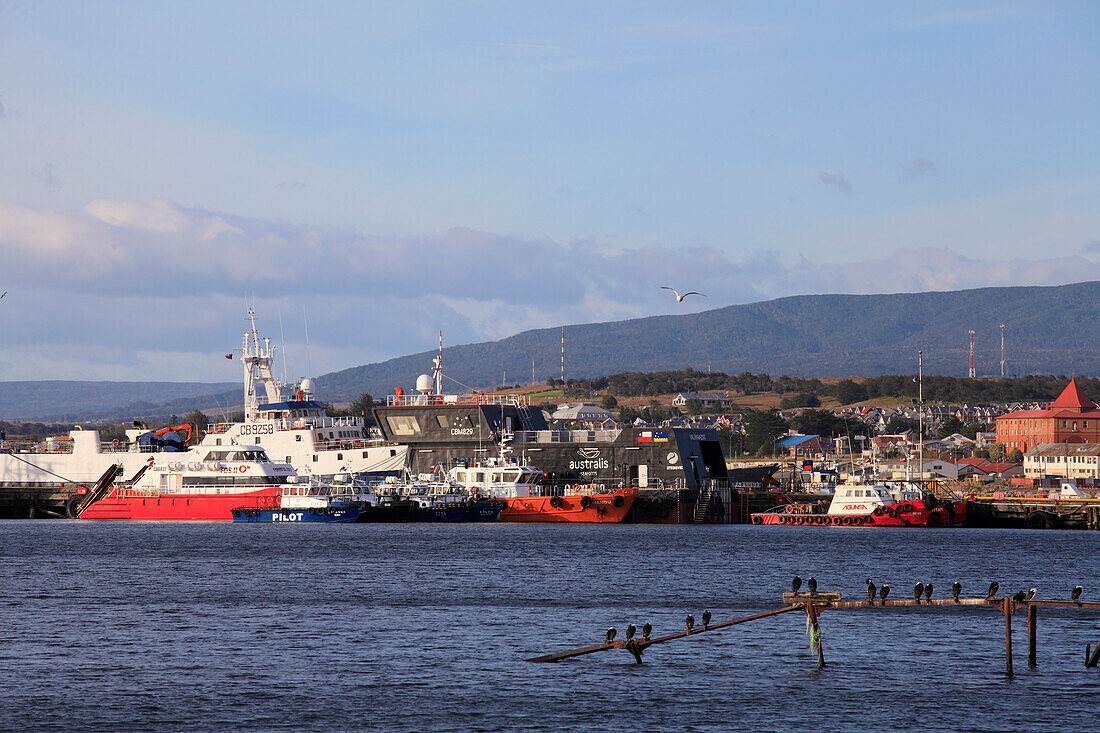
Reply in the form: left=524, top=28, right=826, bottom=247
left=612, top=496, right=624, bottom=508
left=580, top=496, right=593, bottom=509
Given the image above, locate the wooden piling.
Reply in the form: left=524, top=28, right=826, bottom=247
left=1003, top=597, right=1013, bottom=677
left=806, top=602, right=825, bottom=668
left=1027, top=603, right=1037, bottom=668
left=1087, top=641, right=1100, bottom=668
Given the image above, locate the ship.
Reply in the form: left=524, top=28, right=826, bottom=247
left=369, top=339, right=768, bottom=522
left=447, top=457, right=635, bottom=522
left=78, top=445, right=295, bottom=520
left=750, top=482, right=967, bottom=527
left=198, top=310, right=407, bottom=480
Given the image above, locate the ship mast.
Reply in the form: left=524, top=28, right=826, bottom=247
left=242, top=309, right=284, bottom=422
left=432, top=330, right=444, bottom=396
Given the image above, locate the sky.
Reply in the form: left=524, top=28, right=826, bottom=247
left=0, top=1, right=1098, bottom=382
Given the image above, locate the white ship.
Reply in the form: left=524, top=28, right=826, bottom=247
left=196, top=309, right=408, bottom=480
left=0, top=310, right=406, bottom=488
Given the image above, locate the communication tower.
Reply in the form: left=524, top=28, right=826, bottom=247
left=1000, top=324, right=1005, bottom=377
left=561, top=327, right=565, bottom=382
left=968, top=330, right=976, bottom=378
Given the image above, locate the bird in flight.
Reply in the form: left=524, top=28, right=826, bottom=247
left=661, top=286, right=705, bottom=302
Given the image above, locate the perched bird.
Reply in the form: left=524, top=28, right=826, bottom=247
left=808, top=577, right=818, bottom=595
left=685, top=615, right=695, bottom=633
left=661, top=286, right=705, bottom=302
left=642, top=623, right=652, bottom=641
left=792, top=576, right=802, bottom=594
left=626, top=624, right=636, bottom=640
left=1012, top=590, right=1027, bottom=604
left=924, top=583, right=934, bottom=602
left=1025, top=588, right=1036, bottom=602
left=605, top=627, right=617, bottom=643
left=914, top=583, right=925, bottom=603
left=952, top=581, right=962, bottom=603
left=866, top=579, right=877, bottom=604
left=880, top=584, right=890, bottom=604
left=987, top=581, right=1000, bottom=599
left=701, top=610, right=712, bottom=628
left=1072, top=586, right=1083, bottom=603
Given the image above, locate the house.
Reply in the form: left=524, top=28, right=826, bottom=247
left=775, top=434, right=829, bottom=458
left=1024, top=443, right=1100, bottom=480
left=672, top=392, right=731, bottom=409
left=995, top=378, right=1100, bottom=454
left=956, top=458, right=1024, bottom=482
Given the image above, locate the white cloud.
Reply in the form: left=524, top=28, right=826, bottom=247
left=2, top=195, right=1099, bottom=381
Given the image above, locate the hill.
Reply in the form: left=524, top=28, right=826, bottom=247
left=0, top=381, right=237, bottom=421
left=314, top=281, right=1100, bottom=401
left=5, top=281, right=1100, bottom=420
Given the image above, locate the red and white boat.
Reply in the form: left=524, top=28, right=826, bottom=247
left=78, top=445, right=294, bottom=520
left=448, top=460, right=636, bottom=523
left=751, top=482, right=966, bottom=527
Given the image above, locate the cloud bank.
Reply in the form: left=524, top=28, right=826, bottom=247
left=1, top=196, right=1098, bottom=381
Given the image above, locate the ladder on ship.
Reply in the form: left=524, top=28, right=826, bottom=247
left=693, top=482, right=714, bottom=523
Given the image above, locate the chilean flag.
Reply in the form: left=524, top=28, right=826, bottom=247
left=637, top=431, right=653, bottom=443
left=225, top=354, right=233, bottom=360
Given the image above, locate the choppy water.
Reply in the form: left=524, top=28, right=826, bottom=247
left=1, top=522, right=1098, bottom=732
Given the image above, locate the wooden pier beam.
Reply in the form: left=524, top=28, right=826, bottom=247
left=1027, top=603, right=1037, bottom=668
left=1003, top=597, right=1014, bottom=677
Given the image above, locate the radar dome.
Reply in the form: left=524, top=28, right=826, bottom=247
left=415, top=374, right=433, bottom=394
left=300, top=378, right=314, bottom=394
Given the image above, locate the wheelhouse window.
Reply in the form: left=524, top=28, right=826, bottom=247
left=386, top=415, right=422, bottom=437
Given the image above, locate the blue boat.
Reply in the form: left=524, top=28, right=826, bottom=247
left=232, top=504, right=363, bottom=523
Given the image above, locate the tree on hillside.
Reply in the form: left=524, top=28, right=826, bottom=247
left=743, top=409, right=789, bottom=457
left=600, top=394, right=618, bottom=410
left=834, top=379, right=867, bottom=404
left=684, top=397, right=703, bottom=415
left=938, top=415, right=965, bottom=439
left=1008, top=448, right=1023, bottom=463
left=182, top=409, right=210, bottom=442
left=987, top=443, right=1005, bottom=462
left=349, top=393, right=376, bottom=426
left=779, top=393, right=820, bottom=409
left=792, top=409, right=871, bottom=440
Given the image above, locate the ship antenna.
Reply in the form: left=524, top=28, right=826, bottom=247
left=278, top=306, right=289, bottom=387
left=433, top=330, right=444, bottom=396
left=303, top=306, right=312, bottom=379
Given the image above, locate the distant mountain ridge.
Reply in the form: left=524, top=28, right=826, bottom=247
left=0, top=381, right=237, bottom=422
left=314, top=281, right=1100, bottom=400
left=4, top=282, right=1100, bottom=420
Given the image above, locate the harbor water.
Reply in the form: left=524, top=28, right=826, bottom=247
left=2, top=522, right=1098, bottom=732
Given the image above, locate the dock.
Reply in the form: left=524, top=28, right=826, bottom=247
left=528, top=581, right=1100, bottom=677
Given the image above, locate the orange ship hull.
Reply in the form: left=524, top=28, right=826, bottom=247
left=499, top=490, right=636, bottom=523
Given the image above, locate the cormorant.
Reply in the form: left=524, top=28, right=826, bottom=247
left=987, top=581, right=999, bottom=599
left=924, top=583, right=934, bottom=601
left=914, top=583, right=925, bottom=603
left=701, top=610, right=712, bottom=628
left=605, top=627, right=617, bottom=643
left=1072, top=586, right=1083, bottom=603
left=792, top=576, right=802, bottom=594
left=1012, top=590, right=1027, bottom=604
left=880, top=584, right=890, bottom=603
left=642, top=623, right=652, bottom=641
left=808, top=577, right=818, bottom=595
left=1025, top=588, right=1036, bottom=601
left=952, top=581, right=962, bottom=603
left=685, top=615, right=695, bottom=633
left=867, top=579, right=876, bottom=603
left=626, top=624, right=636, bottom=640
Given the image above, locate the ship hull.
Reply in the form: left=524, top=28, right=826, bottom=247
left=231, top=505, right=361, bottom=523
left=498, top=492, right=635, bottom=523
left=79, top=487, right=281, bottom=521
left=751, top=499, right=968, bottom=528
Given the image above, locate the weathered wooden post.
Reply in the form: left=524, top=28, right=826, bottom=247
left=1027, top=603, right=1037, bottom=668
left=1003, top=597, right=1013, bottom=677
left=806, top=603, right=825, bottom=668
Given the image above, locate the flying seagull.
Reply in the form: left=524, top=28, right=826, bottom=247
left=661, top=286, right=705, bottom=302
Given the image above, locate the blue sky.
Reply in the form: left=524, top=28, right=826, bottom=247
left=1, top=1, right=1098, bottom=382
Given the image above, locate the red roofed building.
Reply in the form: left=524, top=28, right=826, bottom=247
left=995, top=378, right=1100, bottom=453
